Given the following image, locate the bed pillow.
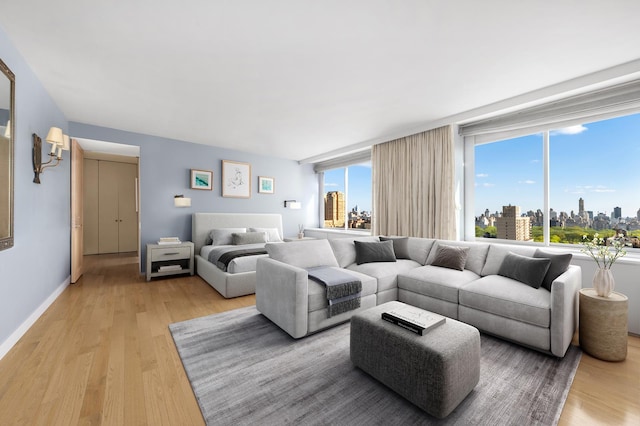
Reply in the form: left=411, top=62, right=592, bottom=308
left=232, top=232, right=267, bottom=245
left=430, top=244, right=469, bottom=271
left=498, top=252, right=551, bottom=289
left=533, top=249, right=573, bottom=291
left=354, top=240, right=397, bottom=265
left=249, top=227, right=282, bottom=242
left=210, top=228, right=247, bottom=246
left=379, top=236, right=410, bottom=259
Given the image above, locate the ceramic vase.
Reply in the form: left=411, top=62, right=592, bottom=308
left=297, top=232, right=304, bottom=239
left=593, top=267, right=615, bottom=297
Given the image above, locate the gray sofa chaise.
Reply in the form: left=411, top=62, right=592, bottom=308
left=255, top=236, right=581, bottom=357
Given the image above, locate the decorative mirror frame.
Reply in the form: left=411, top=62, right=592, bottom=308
left=0, top=58, right=15, bottom=251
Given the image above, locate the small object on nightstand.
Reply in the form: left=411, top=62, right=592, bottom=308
left=158, top=236, right=181, bottom=244
left=146, top=241, right=194, bottom=281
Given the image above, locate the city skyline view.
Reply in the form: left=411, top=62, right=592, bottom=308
left=475, top=112, right=640, bottom=218
left=324, top=163, right=372, bottom=212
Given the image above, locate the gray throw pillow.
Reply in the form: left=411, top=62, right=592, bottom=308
left=498, top=252, right=551, bottom=289
left=430, top=244, right=469, bottom=271
left=232, top=232, right=267, bottom=245
left=210, top=228, right=247, bottom=246
left=354, top=240, right=397, bottom=265
left=533, top=249, right=572, bottom=291
left=379, top=236, right=410, bottom=259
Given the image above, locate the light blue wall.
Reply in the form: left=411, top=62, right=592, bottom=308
left=69, top=123, right=319, bottom=271
left=0, top=26, right=70, bottom=347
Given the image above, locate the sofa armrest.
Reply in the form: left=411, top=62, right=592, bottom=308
left=256, top=257, right=309, bottom=339
left=549, top=265, right=582, bottom=357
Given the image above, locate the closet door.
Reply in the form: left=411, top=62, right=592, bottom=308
left=117, top=162, right=138, bottom=252
left=98, top=161, right=120, bottom=253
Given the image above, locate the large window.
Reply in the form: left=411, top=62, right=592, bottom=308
left=474, top=112, right=640, bottom=249
left=322, top=163, right=372, bottom=230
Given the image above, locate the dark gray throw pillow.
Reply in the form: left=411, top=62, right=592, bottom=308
left=533, top=249, right=573, bottom=291
left=354, top=240, right=397, bottom=265
left=498, top=252, right=551, bottom=289
left=430, top=244, right=469, bottom=271
left=379, top=236, right=410, bottom=259
left=232, top=232, right=267, bottom=245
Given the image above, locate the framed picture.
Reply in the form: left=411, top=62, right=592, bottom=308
left=222, top=160, right=251, bottom=198
left=258, top=176, right=275, bottom=194
left=191, top=169, right=213, bottom=190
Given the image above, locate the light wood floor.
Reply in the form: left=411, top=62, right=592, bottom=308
left=0, top=254, right=637, bottom=425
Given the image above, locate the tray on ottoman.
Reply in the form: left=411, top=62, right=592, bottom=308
left=350, top=301, right=480, bottom=418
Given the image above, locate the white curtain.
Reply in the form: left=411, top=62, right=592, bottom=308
left=372, top=125, right=455, bottom=239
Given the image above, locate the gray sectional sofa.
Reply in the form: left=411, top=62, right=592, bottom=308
left=255, top=236, right=581, bottom=357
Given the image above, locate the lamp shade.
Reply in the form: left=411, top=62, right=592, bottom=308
left=61, top=134, right=70, bottom=151
left=174, top=196, right=191, bottom=207
left=3, top=120, right=10, bottom=138
left=45, top=127, right=64, bottom=145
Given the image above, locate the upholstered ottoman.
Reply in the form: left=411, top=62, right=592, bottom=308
left=350, top=301, right=480, bottom=418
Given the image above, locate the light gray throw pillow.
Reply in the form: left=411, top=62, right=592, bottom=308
left=210, top=228, right=247, bottom=246
left=266, top=239, right=339, bottom=269
left=498, top=252, right=551, bottom=289
left=249, top=227, right=282, bottom=242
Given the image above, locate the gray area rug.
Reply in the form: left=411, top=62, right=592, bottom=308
left=169, top=307, right=581, bottom=426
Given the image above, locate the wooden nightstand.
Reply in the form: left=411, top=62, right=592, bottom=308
left=146, top=241, right=195, bottom=281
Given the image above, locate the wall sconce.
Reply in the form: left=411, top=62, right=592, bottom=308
left=174, top=194, right=191, bottom=207
left=284, top=200, right=302, bottom=209
left=32, top=127, right=69, bottom=184
left=3, top=120, right=9, bottom=138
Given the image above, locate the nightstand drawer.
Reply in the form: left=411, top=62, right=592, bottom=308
left=150, top=246, right=191, bottom=261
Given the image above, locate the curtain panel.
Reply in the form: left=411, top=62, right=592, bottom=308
left=372, top=125, right=455, bottom=239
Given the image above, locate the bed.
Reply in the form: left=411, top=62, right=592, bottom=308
left=192, top=212, right=283, bottom=298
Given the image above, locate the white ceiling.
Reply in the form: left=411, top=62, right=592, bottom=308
left=1, top=1, right=640, bottom=161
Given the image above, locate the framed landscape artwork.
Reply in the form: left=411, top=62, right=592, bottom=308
left=191, top=169, right=213, bottom=190
left=222, top=160, right=251, bottom=198
left=258, top=176, right=275, bottom=194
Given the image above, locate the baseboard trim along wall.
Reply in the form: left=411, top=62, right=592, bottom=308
left=0, top=276, right=71, bottom=361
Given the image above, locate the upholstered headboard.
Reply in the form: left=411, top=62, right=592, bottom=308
left=192, top=213, right=283, bottom=253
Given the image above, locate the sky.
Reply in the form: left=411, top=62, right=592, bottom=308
left=475, top=112, right=640, bottom=218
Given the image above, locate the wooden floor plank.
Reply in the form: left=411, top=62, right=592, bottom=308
left=0, top=252, right=637, bottom=425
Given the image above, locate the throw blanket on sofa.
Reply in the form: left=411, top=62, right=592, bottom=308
left=307, top=266, right=362, bottom=318
left=208, top=245, right=268, bottom=272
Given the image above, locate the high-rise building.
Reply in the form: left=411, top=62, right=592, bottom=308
left=324, top=191, right=345, bottom=228
left=613, top=206, right=622, bottom=219
left=578, top=198, right=584, bottom=216
left=637, top=208, right=640, bottom=221
left=496, top=205, right=530, bottom=241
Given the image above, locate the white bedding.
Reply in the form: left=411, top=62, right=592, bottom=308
left=200, top=244, right=269, bottom=274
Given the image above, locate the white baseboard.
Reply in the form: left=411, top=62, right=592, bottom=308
left=0, top=276, right=71, bottom=361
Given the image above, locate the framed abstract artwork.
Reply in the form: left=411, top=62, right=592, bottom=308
left=191, top=169, right=213, bottom=190
left=258, top=176, right=275, bottom=194
left=222, top=160, right=251, bottom=198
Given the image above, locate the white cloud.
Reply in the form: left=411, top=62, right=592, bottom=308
left=482, top=183, right=495, bottom=187
left=476, top=173, right=489, bottom=178
left=518, top=180, right=536, bottom=184
left=324, top=182, right=340, bottom=187
left=551, top=125, right=588, bottom=135
left=530, top=159, right=540, bottom=163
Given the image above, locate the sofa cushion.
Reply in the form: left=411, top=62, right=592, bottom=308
left=425, top=241, right=489, bottom=275
left=430, top=244, right=469, bottom=271
left=266, top=239, right=339, bottom=269
left=354, top=240, right=396, bottom=264
left=348, top=259, right=422, bottom=293
left=459, top=275, right=551, bottom=328
left=398, top=265, right=481, bottom=304
left=329, top=237, right=380, bottom=268
left=407, top=237, right=436, bottom=265
left=379, top=236, right=411, bottom=259
left=534, top=249, right=573, bottom=291
left=307, top=268, right=377, bottom=312
left=497, top=252, right=551, bottom=289
left=481, top=244, right=537, bottom=276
